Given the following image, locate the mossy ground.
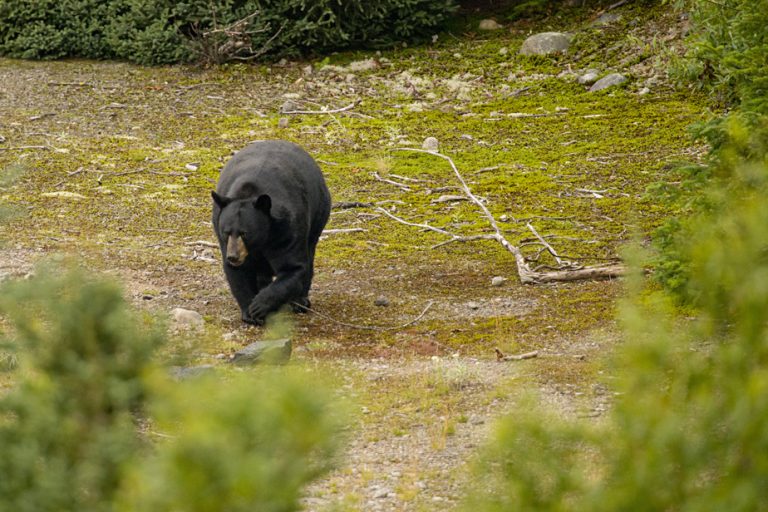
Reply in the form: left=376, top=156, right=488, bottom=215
left=0, top=2, right=705, bottom=509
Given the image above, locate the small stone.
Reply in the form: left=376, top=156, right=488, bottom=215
left=589, top=73, right=627, bottom=92
left=171, top=308, right=204, bottom=330
left=185, top=162, right=200, bottom=171
left=374, top=296, right=390, bottom=307
left=498, top=47, right=509, bottom=55
left=638, top=87, right=651, bottom=95
left=467, top=301, right=481, bottom=311
left=278, top=117, right=290, bottom=129
left=373, top=488, right=391, bottom=499
left=577, top=69, right=600, bottom=85
left=280, top=100, right=297, bottom=113
left=169, top=365, right=215, bottom=380
left=422, top=136, right=439, bottom=151
left=230, top=339, right=292, bottom=365
left=302, top=64, right=313, bottom=75
left=592, top=12, right=622, bottom=26
left=519, top=32, right=572, bottom=56
left=491, top=276, right=506, bottom=287
left=478, top=19, right=503, bottom=31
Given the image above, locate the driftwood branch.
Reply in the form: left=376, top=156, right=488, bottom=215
left=495, top=348, right=539, bottom=361
left=390, top=148, right=627, bottom=284
left=281, top=100, right=361, bottom=115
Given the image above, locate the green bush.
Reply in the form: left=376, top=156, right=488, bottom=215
left=652, top=0, right=768, bottom=297
left=0, top=263, right=342, bottom=511
left=0, top=264, right=161, bottom=511
left=0, top=0, right=458, bottom=65
left=464, top=143, right=768, bottom=510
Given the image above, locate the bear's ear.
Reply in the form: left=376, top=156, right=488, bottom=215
left=254, top=194, right=272, bottom=214
left=211, top=191, right=231, bottom=209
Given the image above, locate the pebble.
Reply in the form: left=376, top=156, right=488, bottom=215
left=277, top=117, right=290, bottom=128
left=589, top=73, right=627, bottom=92
left=171, top=308, right=204, bottom=330
left=374, top=296, right=390, bottom=307
left=491, top=276, right=507, bottom=287
left=577, top=69, right=600, bottom=85
left=478, top=19, right=503, bottom=30
left=467, top=301, right=481, bottom=310
left=422, top=136, right=439, bottom=151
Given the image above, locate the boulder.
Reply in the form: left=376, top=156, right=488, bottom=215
left=589, top=73, right=627, bottom=92
left=230, top=339, right=292, bottom=365
left=519, top=32, right=571, bottom=56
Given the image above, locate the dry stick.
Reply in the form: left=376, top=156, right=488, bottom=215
left=292, top=300, right=434, bottom=331
left=526, top=222, right=564, bottom=266
left=391, top=148, right=626, bottom=284
left=282, top=99, right=361, bottom=115
left=372, top=171, right=410, bottom=191
left=322, top=228, right=367, bottom=235
left=185, top=241, right=219, bottom=248
left=0, top=145, right=50, bottom=151
left=495, top=348, right=539, bottom=361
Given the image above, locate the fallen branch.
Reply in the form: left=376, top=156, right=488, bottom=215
left=281, top=99, right=361, bottom=115
left=390, top=148, right=627, bottom=284
left=373, top=171, right=410, bottom=191
left=321, top=228, right=367, bottom=235
left=185, top=240, right=219, bottom=249
left=495, top=348, right=539, bottom=361
left=526, top=222, right=564, bottom=267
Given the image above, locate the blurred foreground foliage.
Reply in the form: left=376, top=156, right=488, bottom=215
left=464, top=147, right=768, bottom=509
left=0, top=264, right=342, bottom=512
left=652, top=0, right=768, bottom=297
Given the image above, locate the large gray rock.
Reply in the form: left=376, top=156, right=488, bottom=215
left=230, top=339, right=292, bottom=365
left=589, top=73, right=627, bottom=92
left=519, top=32, right=571, bottom=56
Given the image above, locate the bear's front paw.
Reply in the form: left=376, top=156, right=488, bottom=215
left=241, top=310, right=265, bottom=326
left=247, top=299, right=270, bottom=324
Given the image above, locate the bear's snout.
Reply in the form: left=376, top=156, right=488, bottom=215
left=225, top=235, right=248, bottom=267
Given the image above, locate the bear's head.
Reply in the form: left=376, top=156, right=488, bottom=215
left=212, top=192, right=272, bottom=267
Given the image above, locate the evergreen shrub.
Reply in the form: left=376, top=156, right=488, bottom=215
left=0, top=0, right=458, bottom=65
left=0, top=264, right=341, bottom=511
left=464, top=130, right=768, bottom=511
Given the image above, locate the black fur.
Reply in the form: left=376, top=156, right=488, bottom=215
left=212, top=140, right=331, bottom=324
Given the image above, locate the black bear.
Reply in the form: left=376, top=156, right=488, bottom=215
left=211, top=140, right=331, bottom=325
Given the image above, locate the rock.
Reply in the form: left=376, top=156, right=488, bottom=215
left=491, top=276, right=507, bottom=287
left=519, top=32, right=571, bottom=56
left=432, top=195, right=466, bottom=204
left=467, top=301, right=481, bottom=311
left=230, top=339, right=292, bottom=365
left=347, top=58, right=379, bottom=72
left=577, top=69, right=600, bottom=85
left=498, top=47, right=509, bottom=55
left=280, top=100, right=297, bottom=113
left=478, top=19, right=503, bottom=31
left=374, top=296, right=390, bottom=307
left=638, top=87, right=651, bottom=95
left=592, top=12, right=622, bottom=26
left=171, top=308, right=204, bottom=330
left=277, top=117, right=290, bottom=129
left=169, top=364, right=215, bottom=380
left=422, top=136, right=439, bottom=151
left=589, top=73, right=627, bottom=92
